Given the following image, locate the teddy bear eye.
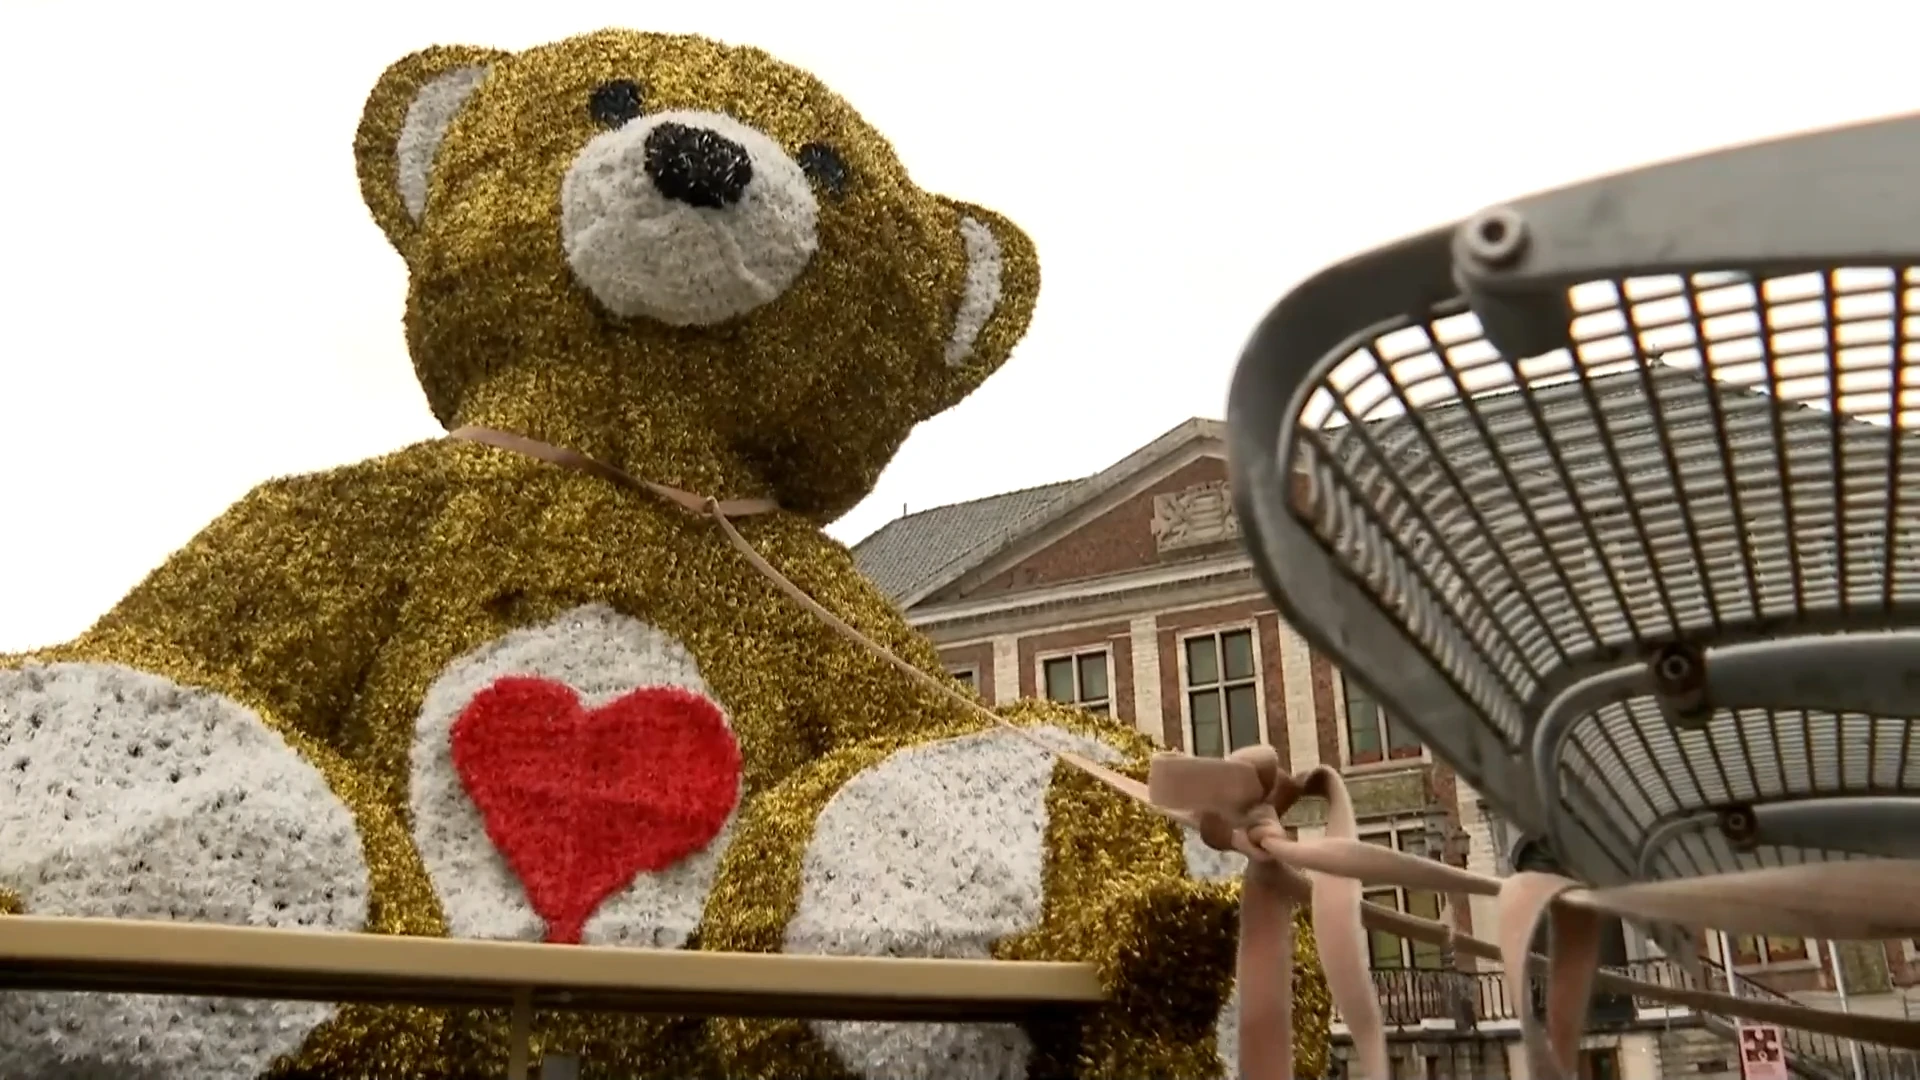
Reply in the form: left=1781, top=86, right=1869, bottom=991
left=796, top=143, right=850, bottom=200
left=587, top=80, right=646, bottom=128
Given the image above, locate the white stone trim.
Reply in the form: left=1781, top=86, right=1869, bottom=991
left=989, top=636, right=1019, bottom=706
left=1277, top=617, right=1319, bottom=771
left=943, top=663, right=981, bottom=695
left=1128, top=616, right=1162, bottom=743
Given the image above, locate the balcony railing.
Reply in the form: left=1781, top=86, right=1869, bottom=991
left=1630, top=957, right=1920, bottom=1080
left=1362, top=967, right=1511, bottom=1029
left=1338, top=960, right=1920, bottom=1080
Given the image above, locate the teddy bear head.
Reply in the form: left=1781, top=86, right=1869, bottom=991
left=354, top=30, right=1039, bottom=522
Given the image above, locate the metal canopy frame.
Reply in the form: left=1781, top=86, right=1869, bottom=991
left=1226, top=111, right=1920, bottom=898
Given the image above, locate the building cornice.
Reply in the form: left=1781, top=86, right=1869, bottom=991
left=908, top=560, right=1269, bottom=640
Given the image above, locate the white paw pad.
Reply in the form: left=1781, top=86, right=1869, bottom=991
left=785, top=726, right=1121, bottom=1080
left=0, top=661, right=370, bottom=1080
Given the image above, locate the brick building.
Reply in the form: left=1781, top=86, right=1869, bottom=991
left=853, top=417, right=1920, bottom=1080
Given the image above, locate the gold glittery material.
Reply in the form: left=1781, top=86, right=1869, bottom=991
left=0, top=886, right=21, bottom=916
left=362, top=28, right=1041, bottom=524
left=354, top=43, right=512, bottom=259
left=2, top=26, right=1312, bottom=1078
left=1289, top=911, right=1333, bottom=1080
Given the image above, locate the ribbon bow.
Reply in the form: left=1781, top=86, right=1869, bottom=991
left=1149, top=746, right=1385, bottom=1080
left=1147, top=747, right=1616, bottom=1080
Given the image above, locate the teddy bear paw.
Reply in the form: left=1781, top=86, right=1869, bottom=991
left=779, top=724, right=1121, bottom=1080
left=0, top=661, right=372, bottom=1080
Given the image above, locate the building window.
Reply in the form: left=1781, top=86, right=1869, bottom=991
left=1344, top=673, right=1421, bottom=765
left=1360, top=829, right=1446, bottom=970
left=1041, top=650, right=1110, bottom=715
left=1733, top=935, right=1809, bottom=967
left=1183, top=627, right=1261, bottom=758
left=1578, top=1047, right=1621, bottom=1080
left=948, top=666, right=979, bottom=695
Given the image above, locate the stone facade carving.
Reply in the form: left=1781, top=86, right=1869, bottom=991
left=1150, top=480, right=1241, bottom=553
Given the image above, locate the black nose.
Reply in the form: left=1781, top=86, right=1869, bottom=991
left=643, top=122, right=754, bottom=209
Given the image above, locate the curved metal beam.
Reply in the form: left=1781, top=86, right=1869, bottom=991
left=1635, top=797, right=1920, bottom=879
left=1634, top=811, right=1720, bottom=880
left=1750, top=797, right=1920, bottom=859
left=1456, top=111, right=1920, bottom=296
left=1535, top=632, right=1920, bottom=884
left=1698, top=630, right=1920, bottom=717
left=1528, top=664, right=1652, bottom=868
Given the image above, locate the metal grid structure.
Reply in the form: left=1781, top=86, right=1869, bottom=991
left=1226, top=111, right=1920, bottom=893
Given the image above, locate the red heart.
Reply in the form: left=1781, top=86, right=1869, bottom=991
left=449, top=676, right=742, bottom=944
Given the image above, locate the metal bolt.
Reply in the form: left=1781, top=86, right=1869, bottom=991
left=1650, top=642, right=1711, bottom=728
left=1718, top=805, right=1759, bottom=851
left=1462, top=206, right=1529, bottom=268
left=1656, top=650, right=1693, bottom=685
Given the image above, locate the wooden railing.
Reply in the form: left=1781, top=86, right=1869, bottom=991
left=17, top=917, right=1920, bottom=1080
left=0, top=916, right=1105, bottom=1079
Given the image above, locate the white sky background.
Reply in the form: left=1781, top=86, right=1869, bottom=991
left=0, top=0, right=1913, bottom=653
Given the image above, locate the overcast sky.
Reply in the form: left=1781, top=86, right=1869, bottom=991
left=0, top=0, right=1911, bottom=652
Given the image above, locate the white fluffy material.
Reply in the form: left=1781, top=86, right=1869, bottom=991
left=1216, top=982, right=1244, bottom=1080
left=1183, top=822, right=1249, bottom=1077
left=785, top=725, right=1121, bottom=1080
left=396, top=65, right=490, bottom=223
left=0, top=662, right=370, bottom=1079
left=559, top=109, right=820, bottom=327
left=1184, top=825, right=1249, bottom=882
left=943, top=216, right=1004, bottom=367
left=410, top=604, right=740, bottom=948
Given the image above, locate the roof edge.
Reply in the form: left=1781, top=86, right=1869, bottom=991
left=893, top=416, right=1225, bottom=609
left=850, top=477, right=1082, bottom=552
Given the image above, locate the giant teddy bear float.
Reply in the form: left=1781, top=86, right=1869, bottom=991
left=0, top=28, right=1329, bottom=1080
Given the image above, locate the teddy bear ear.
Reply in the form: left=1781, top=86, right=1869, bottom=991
left=354, top=45, right=509, bottom=254
left=929, top=197, right=1041, bottom=392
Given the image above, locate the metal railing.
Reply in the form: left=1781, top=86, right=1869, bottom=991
left=1630, top=957, right=1920, bottom=1080
left=1340, top=959, right=1920, bottom=1080
left=1365, top=967, right=1512, bottom=1029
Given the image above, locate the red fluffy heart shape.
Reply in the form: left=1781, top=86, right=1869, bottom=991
left=449, top=676, right=743, bottom=944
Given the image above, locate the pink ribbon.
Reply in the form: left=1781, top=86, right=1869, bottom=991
left=1144, top=746, right=1920, bottom=1080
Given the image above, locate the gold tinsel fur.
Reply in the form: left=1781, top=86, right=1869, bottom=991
left=2, top=28, right=1328, bottom=1079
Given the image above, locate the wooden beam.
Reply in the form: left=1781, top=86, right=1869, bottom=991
left=0, top=916, right=1104, bottom=1022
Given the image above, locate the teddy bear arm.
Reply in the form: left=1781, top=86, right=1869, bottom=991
left=0, top=458, right=438, bottom=1074
left=56, top=458, right=438, bottom=741
left=725, top=708, right=1254, bottom=1080
left=761, top=532, right=980, bottom=746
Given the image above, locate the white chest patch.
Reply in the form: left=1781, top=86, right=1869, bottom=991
left=410, top=604, right=741, bottom=949
left=784, top=725, right=1122, bottom=1080
left=1185, top=825, right=1249, bottom=882
left=0, top=661, right=369, bottom=1080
